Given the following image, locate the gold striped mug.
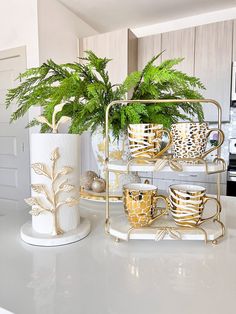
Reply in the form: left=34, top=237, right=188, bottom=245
left=123, top=183, right=169, bottom=228
left=169, top=184, right=221, bottom=227
left=128, top=124, right=172, bottom=159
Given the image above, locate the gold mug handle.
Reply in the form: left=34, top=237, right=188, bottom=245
left=198, top=196, right=221, bottom=225
left=154, top=128, right=172, bottom=158
left=201, top=128, right=225, bottom=159
left=148, top=195, right=169, bottom=225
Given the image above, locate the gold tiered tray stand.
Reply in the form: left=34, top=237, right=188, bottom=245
left=104, top=99, right=226, bottom=245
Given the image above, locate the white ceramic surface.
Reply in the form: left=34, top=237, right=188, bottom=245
left=0, top=196, right=236, bottom=314
left=123, top=183, right=157, bottom=191
left=170, top=184, right=206, bottom=193
left=30, top=134, right=80, bottom=234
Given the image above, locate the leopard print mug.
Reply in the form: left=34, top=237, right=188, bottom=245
left=171, top=122, right=224, bottom=160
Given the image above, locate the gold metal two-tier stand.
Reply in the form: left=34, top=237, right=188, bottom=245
left=104, top=99, right=226, bottom=245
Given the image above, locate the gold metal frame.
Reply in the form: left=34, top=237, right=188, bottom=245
left=104, top=99, right=225, bottom=245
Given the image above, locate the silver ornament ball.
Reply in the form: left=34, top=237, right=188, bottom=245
left=81, top=170, right=98, bottom=190
left=91, top=178, right=106, bottom=193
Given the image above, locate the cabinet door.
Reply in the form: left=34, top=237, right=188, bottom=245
left=233, top=20, right=236, bottom=60
left=79, top=29, right=137, bottom=85
left=138, top=34, right=161, bottom=70
left=195, top=21, right=233, bottom=122
left=161, top=28, right=195, bottom=75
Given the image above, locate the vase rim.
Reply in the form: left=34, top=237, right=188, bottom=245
left=31, top=133, right=79, bottom=136
left=129, top=123, right=163, bottom=126
left=172, top=122, right=208, bottom=126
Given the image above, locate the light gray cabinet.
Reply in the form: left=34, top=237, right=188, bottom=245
left=161, top=28, right=195, bottom=75
left=138, top=28, right=195, bottom=75
left=138, top=34, right=161, bottom=70
left=195, top=21, right=233, bottom=122
left=138, top=21, right=233, bottom=122
left=233, top=20, right=236, bottom=61
left=79, top=29, right=137, bottom=85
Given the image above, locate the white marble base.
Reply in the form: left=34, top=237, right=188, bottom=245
left=20, top=217, right=91, bottom=247
left=109, top=214, right=223, bottom=242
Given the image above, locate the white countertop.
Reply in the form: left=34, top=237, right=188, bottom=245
left=1, top=196, right=236, bottom=314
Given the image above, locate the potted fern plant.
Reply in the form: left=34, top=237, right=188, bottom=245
left=6, top=51, right=205, bottom=198
left=5, top=61, right=90, bottom=246
left=71, top=51, right=205, bottom=192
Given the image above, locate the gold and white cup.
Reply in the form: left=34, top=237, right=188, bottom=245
left=169, top=184, right=221, bottom=227
left=123, top=183, right=169, bottom=228
left=128, top=124, right=172, bottom=159
left=170, top=122, right=224, bottom=160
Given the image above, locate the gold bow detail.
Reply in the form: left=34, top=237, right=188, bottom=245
left=154, top=158, right=183, bottom=172
left=155, top=227, right=182, bottom=241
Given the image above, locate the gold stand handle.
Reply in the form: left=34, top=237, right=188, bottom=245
left=201, top=128, right=224, bottom=159
left=154, top=129, right=172, bottom=158
left=198, top=196, right=221, bottom=225
left=148, top=195, right=169, bottom=225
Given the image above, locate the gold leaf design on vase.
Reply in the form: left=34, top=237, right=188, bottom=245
left=58, top=181, right=75, bottom=192
left=31, top=163, right=51, bottom=178
left=31, top=184, right=45, bottom=193
left=25, top=197, right=39, bottom=207
left=64, top=197, right=79, bottom=207
left=50, top=147, right=60, bottom=161
left=25, top=147, right=79, bottom=236
left=57, top=166, right=73, bottom=176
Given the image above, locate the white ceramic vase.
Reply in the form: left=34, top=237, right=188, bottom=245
left=30, top=133, right=80, bottom=235
left=91, top=127, right=140, bottom=194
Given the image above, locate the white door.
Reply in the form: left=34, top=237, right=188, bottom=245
left=0, top=46, right=30, bottom=210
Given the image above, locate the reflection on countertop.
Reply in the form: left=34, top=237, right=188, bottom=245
left=0, top=196, right=236, bottom=314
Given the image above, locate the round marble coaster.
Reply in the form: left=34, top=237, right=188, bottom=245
left=20, top=217, right=91, bottom=247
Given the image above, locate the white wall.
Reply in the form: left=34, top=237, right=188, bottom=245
left=0, top=0, right=39, bottom=68
left=133, top=7, right=236, bottom=37
left=0, top=0, right=40, bottom=131
left=38, top=0, right=97, bottom=64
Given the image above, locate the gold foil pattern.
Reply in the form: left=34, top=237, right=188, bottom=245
left=123, top=183, right=169, bottom=228
left=169, top=184, right=221, bottom=227
left=128, top=124, right=172, bottom=159
left=25, top=147, right=79, bottom=236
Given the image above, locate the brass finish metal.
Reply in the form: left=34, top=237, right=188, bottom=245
left=105, top=99, right=225, bottom=245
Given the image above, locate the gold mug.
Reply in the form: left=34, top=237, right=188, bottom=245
left=123, top=183, right=169, bottom=228
left=170, top=122, right=224, bottom=160
left=169, top=184, right=221, bottom=227
left=128, top=124, right=172, bottom=159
